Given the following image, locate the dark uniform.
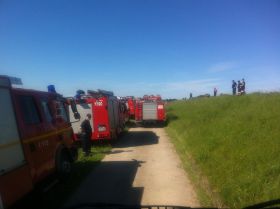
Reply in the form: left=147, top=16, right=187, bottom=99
left=214, top=88, right=217, bottom=96
left=237, top=81, right=241, bottom=95
left=81, top=119, right=92, bottom=156
left=232, top=80, right=237, bottom=95
left=241, top=79, right=246, bottom=94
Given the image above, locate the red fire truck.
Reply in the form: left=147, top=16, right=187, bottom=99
left=125, top=96, right=136, bottom=119
left=69, top=90, right=127, bottom=141
left=0, top=76, right=80, bottom=209
left=134, top=98, right=143, bottom=121
left=135, top=95, right=166, bottom=124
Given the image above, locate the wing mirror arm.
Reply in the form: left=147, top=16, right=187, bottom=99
left=68, top=98, right=81, bottom=123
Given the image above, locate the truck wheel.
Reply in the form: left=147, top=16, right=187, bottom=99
left=56, top=151, right=71, bottom=179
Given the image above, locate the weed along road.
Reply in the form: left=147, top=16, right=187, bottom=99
left=66, top=127, right=199, bottom=207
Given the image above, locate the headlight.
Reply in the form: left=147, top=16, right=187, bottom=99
left=98, top=125, right=106, bottom=132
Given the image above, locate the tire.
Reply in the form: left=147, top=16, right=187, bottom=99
left=56, top=151, right=71, bottom=179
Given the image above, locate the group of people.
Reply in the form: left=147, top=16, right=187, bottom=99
left=232, top=79, right=246, bottom=95
left=189, top=78, right=246, bottom=99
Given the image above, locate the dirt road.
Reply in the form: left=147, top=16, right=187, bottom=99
left=66, top=127, right=199, bottom=207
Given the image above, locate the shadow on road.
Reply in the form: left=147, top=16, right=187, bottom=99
left=125, top=120, right=166, bottom=128
left=98, top=150, right=134, bottom=155
left=11, top=131, right=158, bottom=209
left=65, top=160, right=145, bottom=207
left=139, top=122, right=166, bottom=128
left=113, top=131, right=159, bottom=148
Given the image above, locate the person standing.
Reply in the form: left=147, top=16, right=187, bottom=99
left=80, top=113, right=92, bottom=156
left=189, top=92, right=193, bottom=99
left=214, top=87, right=218, bottom=96
left=232, top=80, right=237, bottom=95
left=237, top=80, right=241, bottom=95
left=241, top=78, right=246, bottom=94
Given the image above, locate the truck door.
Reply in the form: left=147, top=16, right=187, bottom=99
left=0, top=85, right=33, bottom=208
left=37, top=97, right=57, bottom=175
left=15, top=94, right=46, bottom=182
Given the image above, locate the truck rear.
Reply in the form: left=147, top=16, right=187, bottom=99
left=142, top=101, right=166, bottom=123
left=135, top=95, right=166, bottom=124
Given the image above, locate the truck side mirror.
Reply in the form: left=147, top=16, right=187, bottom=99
left=67, top=98, right=81, bottom=123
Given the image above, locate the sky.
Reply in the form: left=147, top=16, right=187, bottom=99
left=0, top=0, right=280, bottom=99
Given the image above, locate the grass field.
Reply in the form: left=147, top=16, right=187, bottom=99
left=165, top=93, right=280, bottom=208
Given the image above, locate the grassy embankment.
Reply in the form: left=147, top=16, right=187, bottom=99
left=165, top=93, right=280, bottom=208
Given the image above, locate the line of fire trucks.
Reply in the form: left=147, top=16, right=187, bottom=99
left=0, top=75, right=166, bottom=209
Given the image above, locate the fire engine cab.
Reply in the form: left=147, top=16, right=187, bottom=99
left=69, top=89, right=127, bottom=141
left=0, top=76, right=80, bottom=208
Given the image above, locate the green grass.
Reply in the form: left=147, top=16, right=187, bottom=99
left=17, top=145, right=111, bottom=209
left=165, top=93, right=280, bottom=208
